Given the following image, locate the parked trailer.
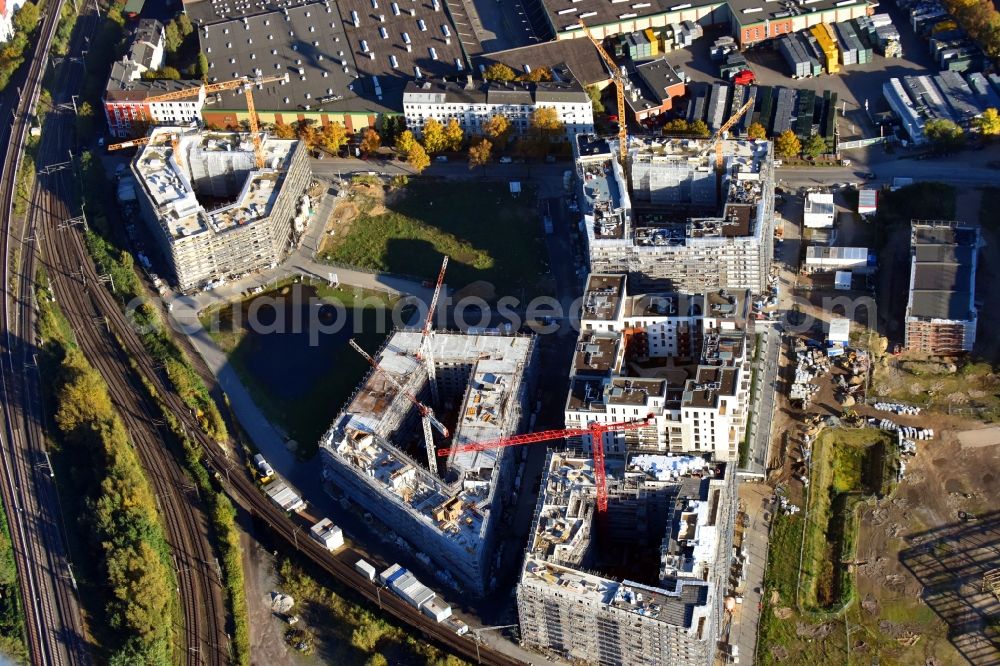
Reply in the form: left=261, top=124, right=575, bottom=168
left=355, top=559, right=377, bottom=581
left=263, top=479, right=306, bottom=513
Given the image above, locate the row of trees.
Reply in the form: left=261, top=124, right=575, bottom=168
left=482, top=62, right=553, bottom=83
left=0, top=1, right=41, bottom=91
left=53, top=347, right=175, bottom=665
left=773, top=130, right=829, bottom=160
left=924, top=108, right=1000, bottom=151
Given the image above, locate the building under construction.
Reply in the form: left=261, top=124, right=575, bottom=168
left=567, top=274, right=751, bottom=463
left=319, top=331, right=537, bottom=596
left=132, top=126, right=311, bottom=290
left=517, top=451, right=735, bottom=666
left=574, top=134, right=775, bottom=294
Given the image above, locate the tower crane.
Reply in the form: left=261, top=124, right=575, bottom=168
left=349, top=339, right=449, bottom=475
left=106, top=73, right=289, bottom=168
left=578, top=19, right=628, bottom=169
left=703, top=98, right=754, bottom=200
left=437, top=414, right=654, bottom=513
left=415, top=255, right=448, bottom=406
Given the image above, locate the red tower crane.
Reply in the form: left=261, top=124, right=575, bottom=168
left=436, top=415, right=653, bottom=513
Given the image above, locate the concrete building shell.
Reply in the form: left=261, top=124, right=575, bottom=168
left=131, top=127, right=311, bottom=290
left=573, top=135, right=775, bottom=295
left=318, top=331, right=538, bottom=596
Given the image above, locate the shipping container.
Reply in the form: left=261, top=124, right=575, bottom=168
left=420, top=598, right=453, bottom=622
left=309, top=518, right=344, bottom=551
left=356, top=559, right=377, bottom=581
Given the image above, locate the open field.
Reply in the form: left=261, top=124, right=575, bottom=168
left=322, top=181, right=549, bottom=297
left=202, top=282, right=404, bottom=457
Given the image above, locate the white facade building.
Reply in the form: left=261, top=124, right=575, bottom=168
left=0, top=0, right=26, bottom=44
left=803, top=192, right=835, bottom=228
left=402, top=77, right=594, bottom=138
left=565, top=274, right=751, bottom=464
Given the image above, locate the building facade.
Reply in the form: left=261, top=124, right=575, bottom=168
left=131, top=127, right=310, bottom=290
left=402, top=78, right=594, bottom=138
left=574, top=135, right=775, bottom=295
left=905, top=221, right=979, bottom=354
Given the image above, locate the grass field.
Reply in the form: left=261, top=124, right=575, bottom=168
left=203, top=282, right=405, bottom=458
left=325, top=181, right=549, bottom=296
left=871, top=358, right=1000, bottom=417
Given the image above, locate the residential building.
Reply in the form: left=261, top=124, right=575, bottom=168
left=517, top=450, right=736, bottom=666
left=566, top=274, right=751, bottom=464
left=131, top=127, right=311, bottom=290
left=402, top=77, right=594, bottom=138
left=573, top=134, right=775, bottom=294
left=319, top=331, right=538, bottom=596
left=103, top=20, right=205, bottom=138
left=905, top=221, right=979, bottom=354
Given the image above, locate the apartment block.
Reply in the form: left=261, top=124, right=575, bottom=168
left=573, top=135, right=775, bottom=294
left=319, top=331, right=538, bottom=596
left=131, top=127, right=310, bottom=290
left=565, top=274, right=751, bottom=463
left=517, top=451, right=736, bottom=666
left=402, top=77, right=594, bottom=138
left=905, top=220, right=979, bottom=354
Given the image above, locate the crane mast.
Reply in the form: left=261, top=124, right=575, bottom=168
left=578, top=19, right=628, bottom=169
left=418, top=256, right=448, bottom=406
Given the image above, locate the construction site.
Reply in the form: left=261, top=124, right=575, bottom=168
left=318, top=329, right=538, bottom=596
left=517, top=451, right=736, bottom=666
left=131, top=126, right=311, bottom=290
left=573, top=134, right=776, bottom=294
left=567, top=274, right=751, bottom=463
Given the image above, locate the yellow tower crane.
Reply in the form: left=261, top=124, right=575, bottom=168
left=578, top=19, right=627, bottom=169
left=107, top=73, right=289, bottom=168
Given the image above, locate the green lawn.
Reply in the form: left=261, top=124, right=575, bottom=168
left=325, top=181, right=549, bottom=296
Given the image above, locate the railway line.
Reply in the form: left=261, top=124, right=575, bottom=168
left=0, top=3, right=229, bottom=664
left=0, top=0, right=91, bottom=662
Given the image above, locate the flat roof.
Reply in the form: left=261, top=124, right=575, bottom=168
left=573, top=331, right=619, bottom=376
left=727, top=0, right=869, bottom=25
left=539, top=0, right=720, bottom=36
left=582, top=274, right=625, bottom=320
left=909, top=222, right=978, bottom=322
left=473, top=39, right=611, bottom=87
left=198, top=1, right=398, bottom=115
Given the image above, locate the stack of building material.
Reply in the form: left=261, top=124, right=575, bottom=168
left=707, top=82, right=730, bottom=131
left=711, top=36, right=737, bottom=60
left=720, top=52, right=749, bottom=79
left=822, top=90, right=837, bottom=142
left=738, top=86, right=758, bottom=135
left=686, top=84, right=708, bottom=124
left=833, top=23, right=858, bottom=66
left=756, top=86, right=775, bottom=132
left=811, top=24, right=840, bottom=74
left=779, top=35, right=812, bottom=78
left=794, top=89, right=816, bottom=138
left=801, top=31, right=827, bottom=76
left=730, top=84, right=747, bottom=127
left=851, top=20, right=876, bottom=63
left=842, top=21, right=871, bottom=63
left=669, top=20, right=701, bottom=48
left=772, top=87, right=797, bottom=135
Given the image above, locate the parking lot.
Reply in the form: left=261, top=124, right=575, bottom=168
left=660, top=0, right=939, bottom=141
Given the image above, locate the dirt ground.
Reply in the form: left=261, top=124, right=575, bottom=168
left=243, top=529, right=307, bottom=666
left=317, top=181, right=405, bottom=256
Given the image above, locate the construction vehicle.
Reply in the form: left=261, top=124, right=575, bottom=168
left=106, top=73, right=288, bottom=168
left=437, top=414, right=654, bottom=514
left=578, top=19, right=627, bottom=170
left=348, top=339, right=449, bottom=474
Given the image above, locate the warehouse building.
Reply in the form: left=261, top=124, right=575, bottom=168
left=883, top=71, right=997, bottom=145
left=625, top=58, right=687, bottom=121
left=517, top=450, right=736, bottom=666
left=131, top=127, right=311, bottom=290
left=104, top=19, right=205, bottom=138
left=566, top=274, right=752, bottom=463
left=573, top=134, right=775, bottom=294
left=318, top=331, right=538, bottom=596
left=402, top=76, right=594, bottom=138
left=905, top=221, right=979, bottom=354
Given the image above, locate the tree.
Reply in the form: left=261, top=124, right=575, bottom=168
left=195, top=52, right=209, bottom=80
left=164, top=20, right=182, bottom=54
left=76, top=101, right=94, bottom=140
left=586, top=85, right=605, bottom=114
left=13, top=2, right=40, bottom=35
left=974, top=107, right=1000, bottom=136
left=359, top=127, right=381, bottom=155
left=483, top=62, right=516, bottom=82
left=294, top=119, right=318, bottom=146
left=662, top=118, right=689, bottom=135
left=318, top=121, right=348, bottom=153
left=394, top=129, right=417, bottom=155
left=483, top=114, right=512, bottom=147
left=518, top=66, right=552, bottom=82
left=747, top=122, right=767, bottom=140
left=468, top=137, right=492, bottom=171
left=530, top=107, right=564, bottom=136
left=443, top=118, right=464, bottom=151
left=272, top=121, right=295, bottom=139
left=421, top=118, right=447, bottom=153
left=924, top=118, right=965, bottom=152
left=774, top=129, right=801, bottom=160
left=406, top=142, right=430, bottom=173
left=688, top=120, right=710, bottom=137
left=802, top=133, right=827, bottom=159
left=176, top=13, right=194, bottom=37
left=142, top=66, right=181, bottom=80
